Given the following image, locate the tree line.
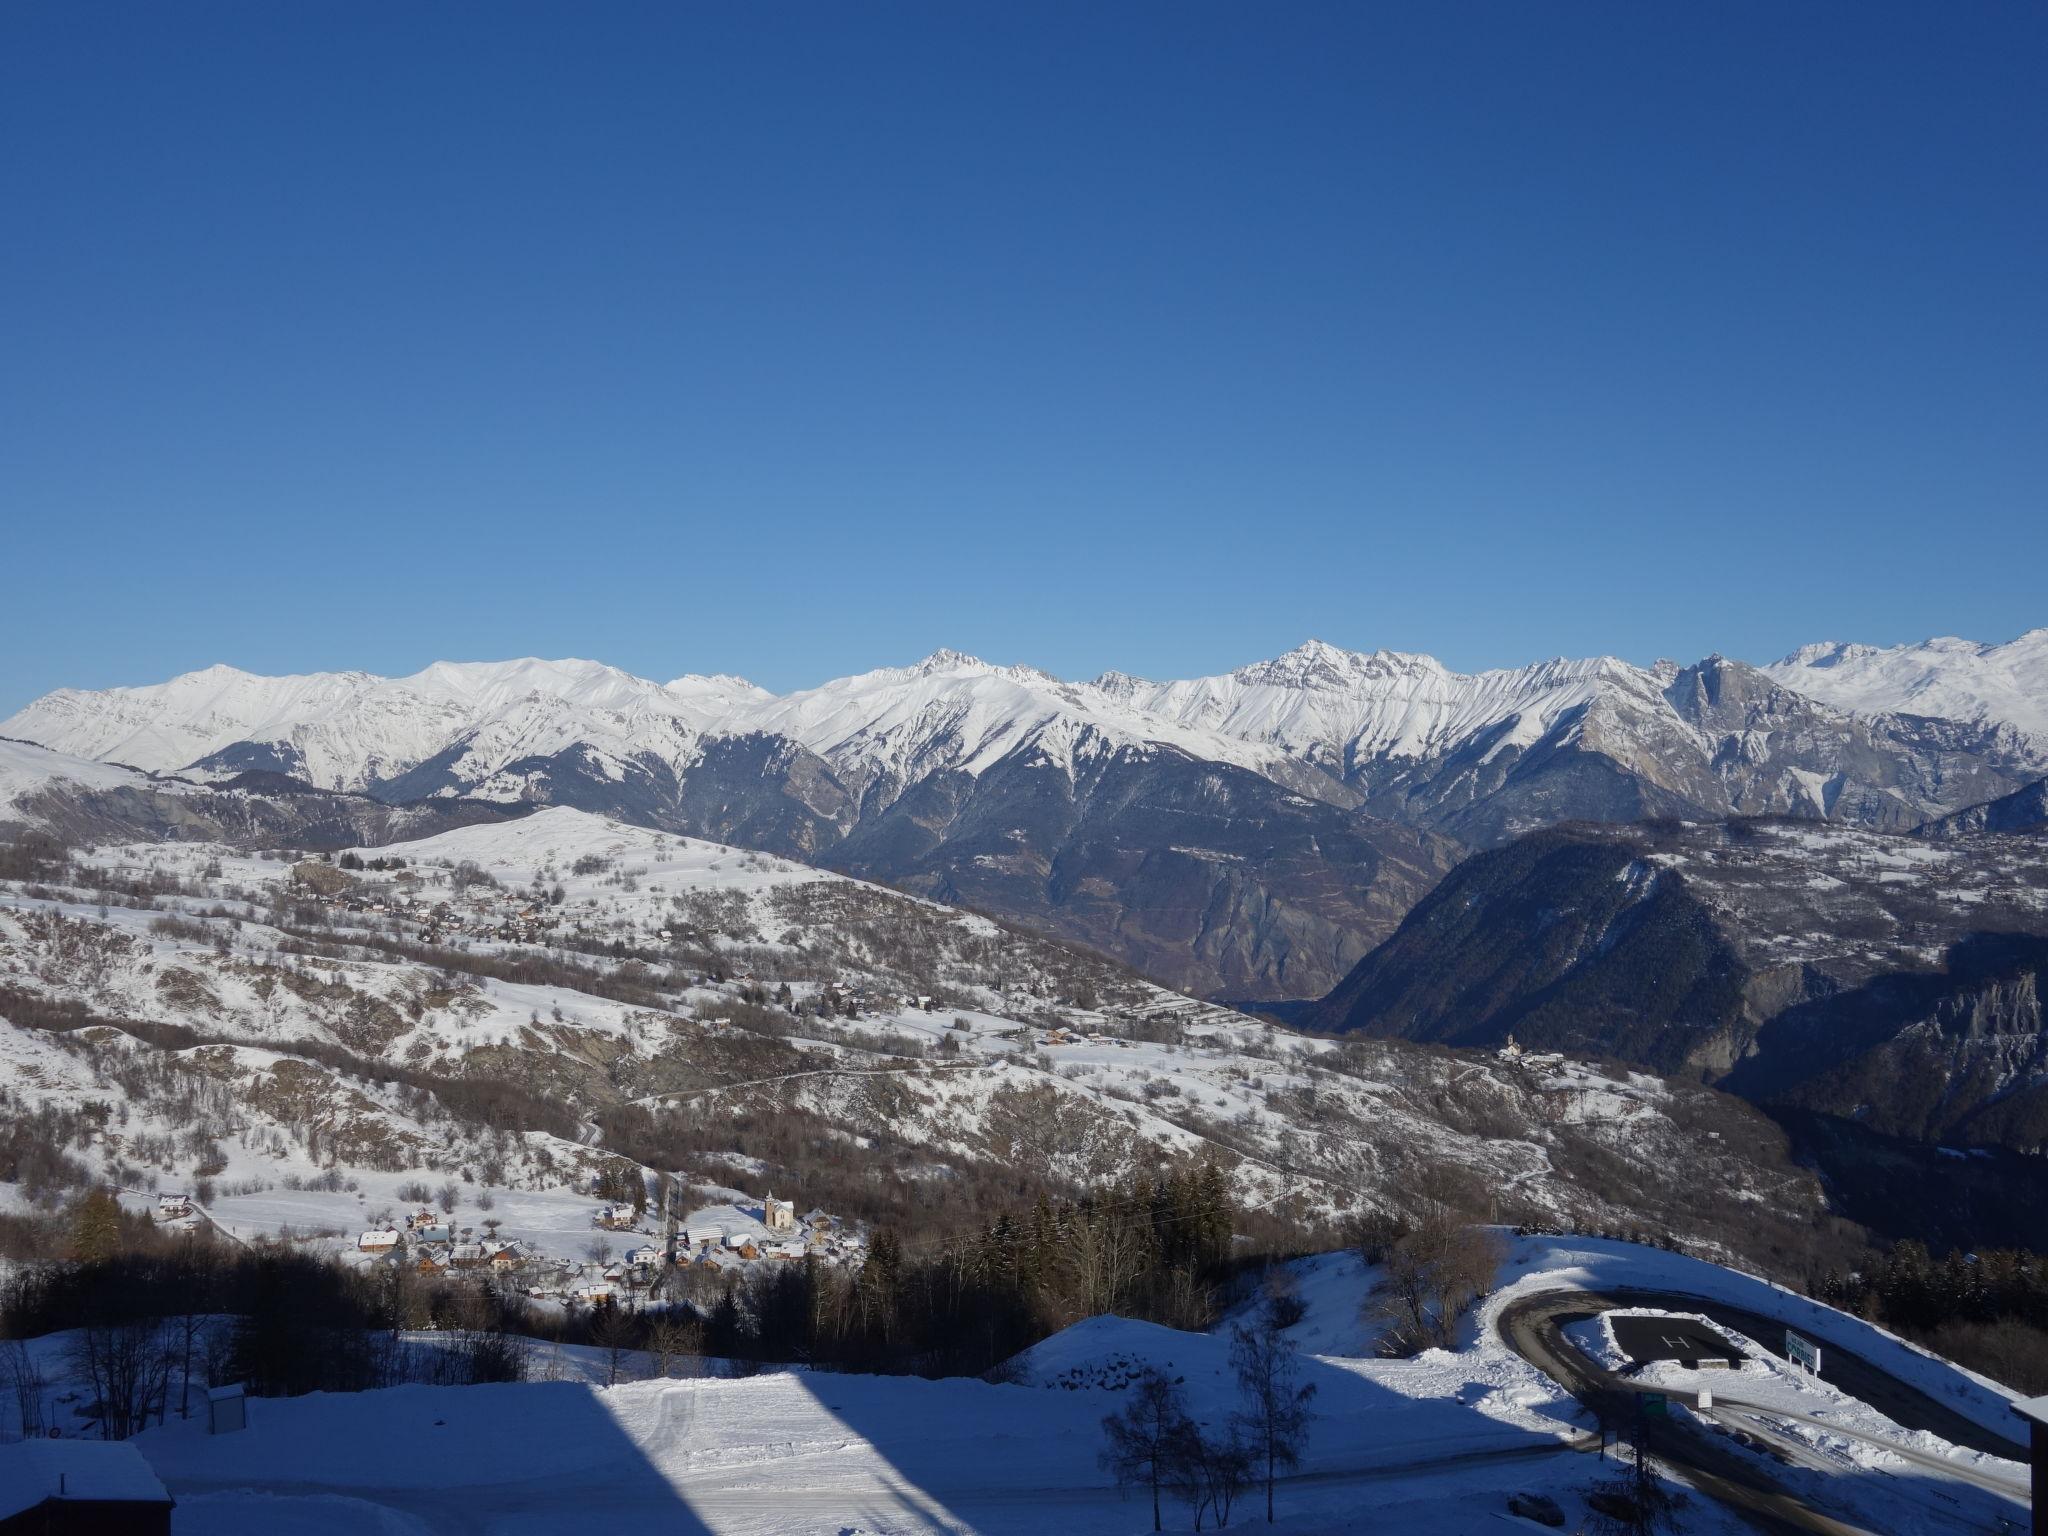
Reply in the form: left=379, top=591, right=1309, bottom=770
left=1814, top=1238, right=2048, bottom=1394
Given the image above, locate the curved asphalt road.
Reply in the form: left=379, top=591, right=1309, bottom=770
left=1497, top=1288, right=2032, bottom=1536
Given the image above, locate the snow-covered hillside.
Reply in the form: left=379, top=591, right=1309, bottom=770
left=1767, top=630, right=2048, bottom=740
left=0, top=735, right=169, bottom=811
left=0, top=809, right=1831, bottom=1266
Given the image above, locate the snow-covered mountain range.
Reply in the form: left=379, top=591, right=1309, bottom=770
left=13, top=632, right=2044, bottom=805
left=7, top=633, right=2045, bottom=999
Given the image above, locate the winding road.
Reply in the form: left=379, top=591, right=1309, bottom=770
left=1497, top=1288, right=2032, bottom=1536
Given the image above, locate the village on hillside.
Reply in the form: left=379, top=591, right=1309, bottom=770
left=148, top=1177, right=869, bottom=1316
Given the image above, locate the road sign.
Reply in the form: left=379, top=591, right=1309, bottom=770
left=1697, top=1388, right=1713, bottom=1412
left=1785, top=1331, right=1822, bottom=1374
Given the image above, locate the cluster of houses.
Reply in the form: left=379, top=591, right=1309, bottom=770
left=540, top=1191, right=870, bottom=1308
left=356, top=1208, right=532, bottom=1279
left=290, top=859, right=574, bottom=948
left=1494, top=1034, right=1564, bottom=1070
left=1039, top=1026, right=1130, bottom=1049
left=348, top=1186, right=868, bottom=1312
left=812, top=980, right=937, bottom=1019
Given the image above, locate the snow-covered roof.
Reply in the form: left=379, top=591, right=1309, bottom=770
left=0, top=1440, right=172, bottom=1518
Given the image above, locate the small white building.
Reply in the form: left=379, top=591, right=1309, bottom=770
left=358, top=1229, right=401, bottom=1252
left=206, top=1382, right=247, bottom=1435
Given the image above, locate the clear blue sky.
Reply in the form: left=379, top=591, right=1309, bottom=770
left=4, top=2, right=2043, bottom=709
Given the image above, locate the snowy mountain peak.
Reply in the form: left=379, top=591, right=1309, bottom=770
left=910, top=648, right=988, bottom=675
left=1087, top=670, right=1152, bottom=700
left=1228, top=641, right=1475, bottom=694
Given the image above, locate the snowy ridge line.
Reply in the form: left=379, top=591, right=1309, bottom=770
left=13, top=630, right=2046, bottom=800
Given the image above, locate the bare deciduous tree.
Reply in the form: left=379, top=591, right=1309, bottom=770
left=589, top=1304, right=637, bottom=1389
left=1366, top=1167, right=1505, bottom=1353
left=1099, top=1369, right=1194, bottom=1533
left=645, top=1313, right=703, bottom=1379
left=1169, top=1422, right=1252, bottom=1531
left=2, top=1339, right=47, bottom=1438
left=1229, top=1318, right=1316, bottom=1523
left=68, top=1320, right=172, bottom=1440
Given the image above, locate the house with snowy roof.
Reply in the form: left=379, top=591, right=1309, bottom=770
left=0, top=1439, right=174, bottom=1534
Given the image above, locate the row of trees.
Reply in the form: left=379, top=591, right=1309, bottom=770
left=1814, top=1239, right=2048, bottom=1333
left=2, top=1207, right=545, bottom=1437
left=4, top=1166, right=1255, bottom=1426
left=1813, top=1238, right=2048, bottom=1393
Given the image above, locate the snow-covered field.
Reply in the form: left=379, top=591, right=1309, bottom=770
left=0, top=1236, right=2006, bottom=1535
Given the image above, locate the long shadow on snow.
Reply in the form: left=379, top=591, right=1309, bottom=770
left=139, top=1377, right=715, bottom=1535
left=690, top=1317, right=1587, bottom=1533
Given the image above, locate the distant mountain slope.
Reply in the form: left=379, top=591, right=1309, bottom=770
left=819, top=737, right=1458, bottom=999
left=3, top=658, right=761, bottom=796
left=0, top=735, right=527, bottom=849
left=1919, top=777, right=2048, bottom=837
left=1765, top=629, right=2048, bottom=740
left=1309, top=818, right=2048, bottom=1153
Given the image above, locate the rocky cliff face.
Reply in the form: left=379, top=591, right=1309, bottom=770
left=1725, top=936, right=2048, bottom=1151
left=819, top=741, right=1458, bottom=1000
